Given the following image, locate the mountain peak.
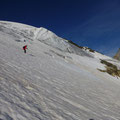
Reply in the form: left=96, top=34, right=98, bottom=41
left=113, top=48, right=120, bottom=60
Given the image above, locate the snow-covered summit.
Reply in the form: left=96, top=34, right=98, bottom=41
left=0, top=21, right=72, bottom=52
left=0, top=21, right=93, bottom=55
left=0, top=21, right=60, bottom=40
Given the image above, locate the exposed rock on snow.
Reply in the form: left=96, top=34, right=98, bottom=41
left=98, top=59, right=120, bottom=77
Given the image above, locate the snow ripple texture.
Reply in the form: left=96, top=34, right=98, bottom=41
left=0, top=21, right=120, bottom=120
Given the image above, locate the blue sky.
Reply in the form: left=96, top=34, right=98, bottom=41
left=0, top=0, right=120, bottom=56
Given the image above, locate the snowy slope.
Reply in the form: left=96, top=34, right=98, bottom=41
left=0, top=21, right=120, bottom=120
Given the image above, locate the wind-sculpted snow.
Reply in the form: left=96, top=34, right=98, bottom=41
left=0, top=21, right=120, bottom=120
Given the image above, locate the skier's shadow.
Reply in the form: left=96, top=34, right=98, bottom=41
left=29, top=54, right=35, bottom=57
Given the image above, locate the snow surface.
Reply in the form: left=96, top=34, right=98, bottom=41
left=0, top=21, right=120, bottom=120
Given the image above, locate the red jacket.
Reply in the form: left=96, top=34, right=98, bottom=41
left=23, top=45, right=27, bottom=50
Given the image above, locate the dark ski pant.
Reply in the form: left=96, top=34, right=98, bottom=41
left=24, top=49, right=26, bottom=53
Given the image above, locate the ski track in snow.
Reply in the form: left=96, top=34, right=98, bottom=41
left=0, top=21, right=120, bottom=120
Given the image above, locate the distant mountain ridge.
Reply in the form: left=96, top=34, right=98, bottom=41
left=113, top=48, right=120, bottom=60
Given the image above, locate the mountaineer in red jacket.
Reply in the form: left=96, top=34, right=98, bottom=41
left=23, top=45, right=27, bottom=53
